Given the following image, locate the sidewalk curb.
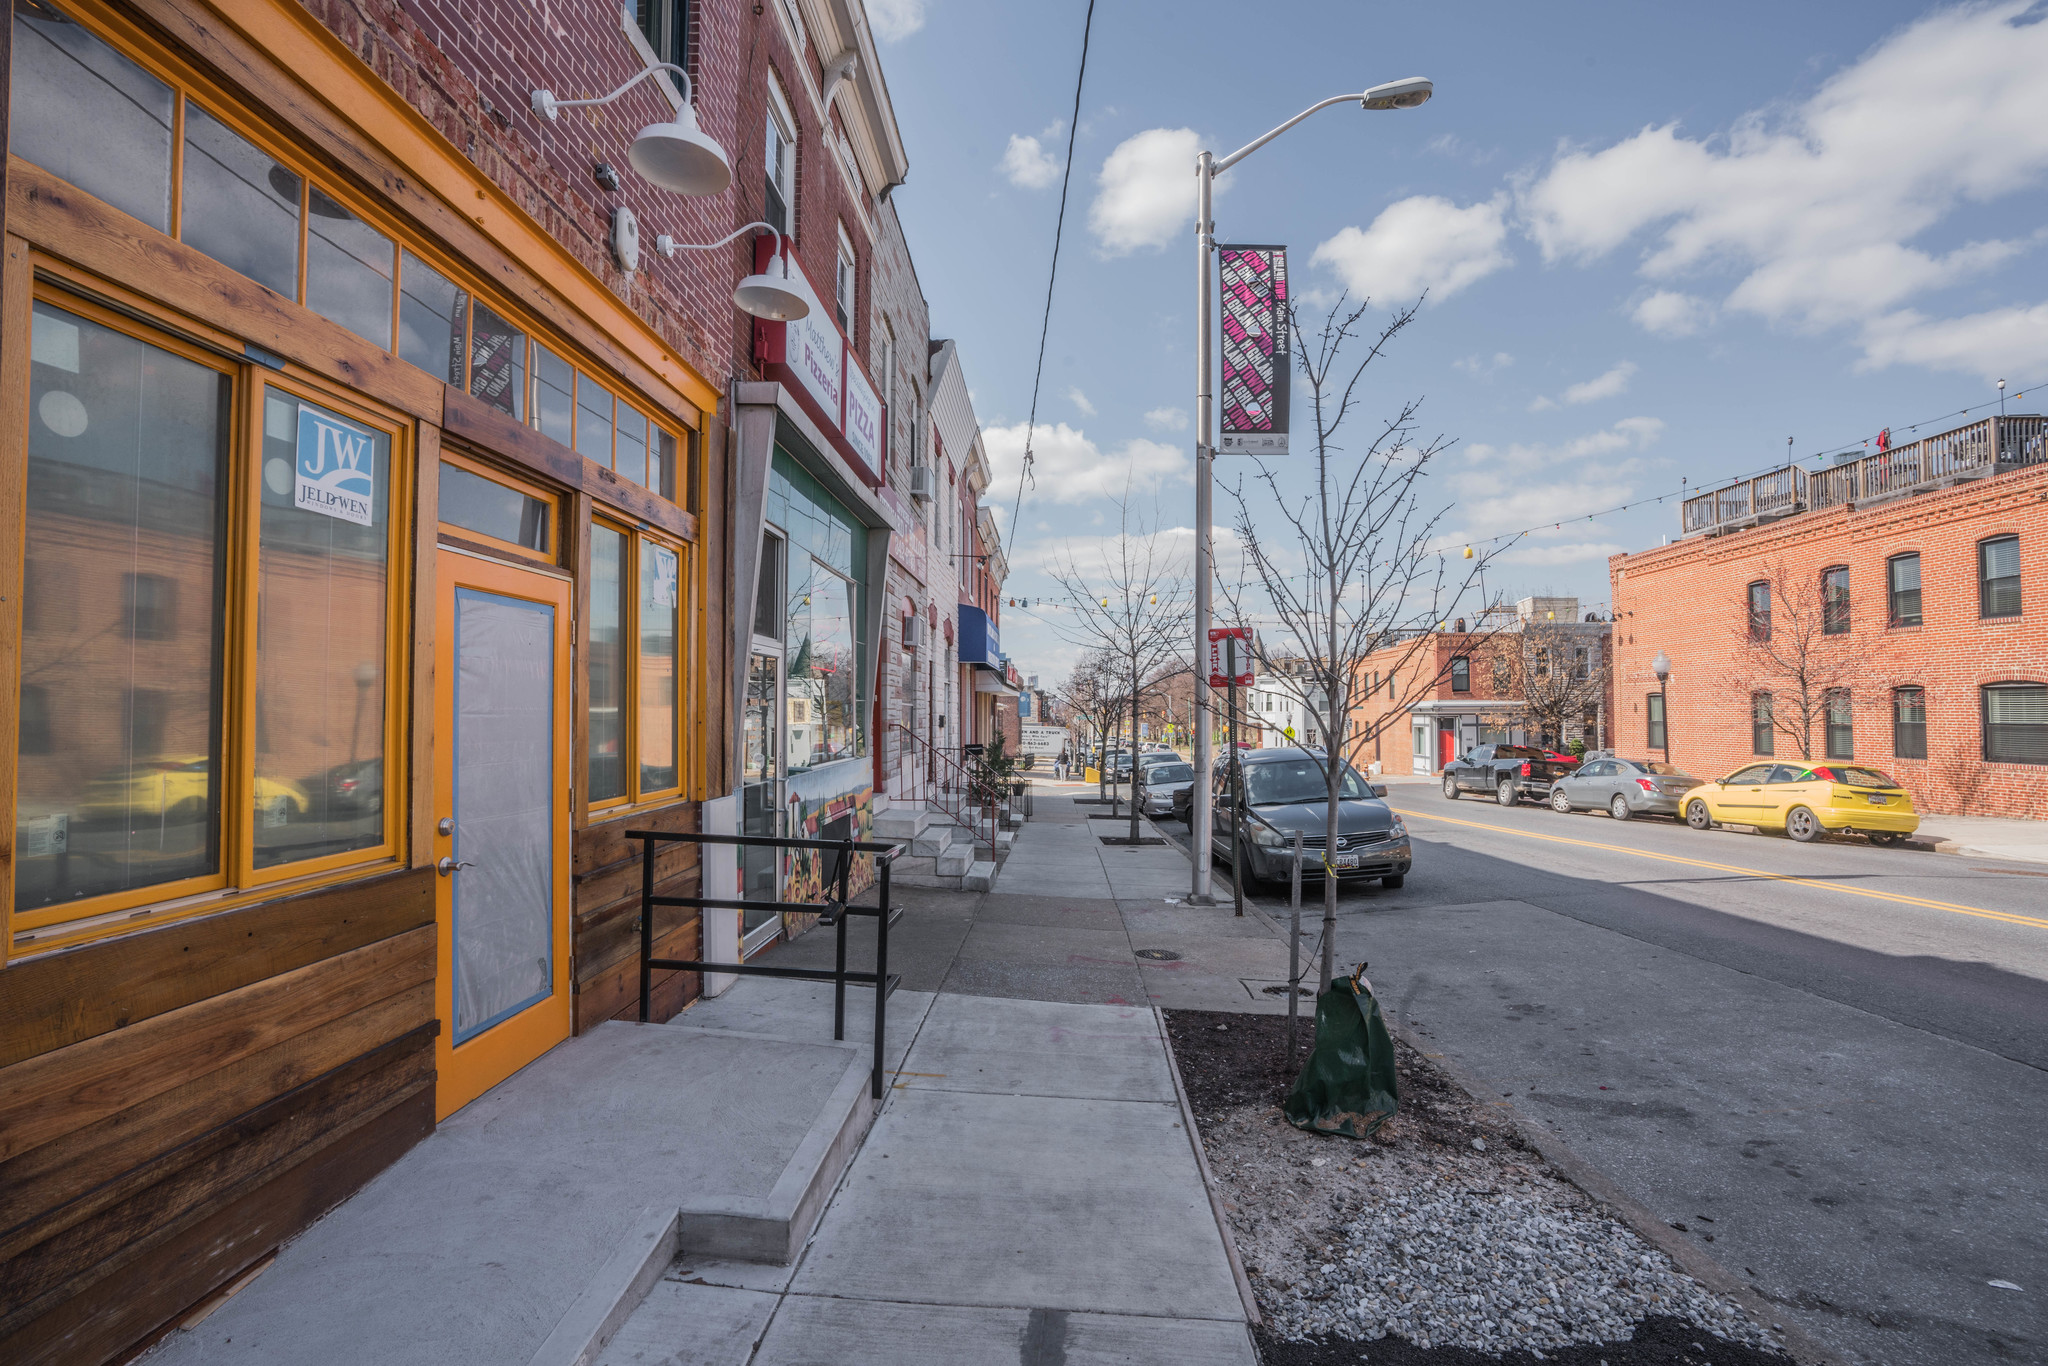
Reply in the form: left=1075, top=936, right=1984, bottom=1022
left=1156, top=1008, right=1263, bottom=1331
left=1382, top=1018, right=1849, bottom=1366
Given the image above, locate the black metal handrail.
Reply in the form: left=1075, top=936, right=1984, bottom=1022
left=624, top=829, right=904, bottom=1098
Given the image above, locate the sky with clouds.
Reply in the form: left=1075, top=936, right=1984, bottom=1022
left=869, top=0, right=2048, bottom=681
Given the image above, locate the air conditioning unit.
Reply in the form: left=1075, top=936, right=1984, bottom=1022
left=903, top=614, right=926, bottom=650
left=907, top=464, right=935, bottom=501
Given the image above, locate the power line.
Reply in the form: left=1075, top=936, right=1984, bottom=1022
left=1008, top=0, right=1097, bottom=548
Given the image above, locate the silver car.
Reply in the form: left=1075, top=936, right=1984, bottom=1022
left=1139, top=759, right=1196, bottom=818
left=1549, top=756, right=1701, bottom=821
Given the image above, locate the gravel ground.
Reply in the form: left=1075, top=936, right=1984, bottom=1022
left=1164, top=1010, right=1796, bottom=1366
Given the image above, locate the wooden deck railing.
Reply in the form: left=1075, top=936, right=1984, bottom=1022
left=1679, top=415, right=2045, bottom=537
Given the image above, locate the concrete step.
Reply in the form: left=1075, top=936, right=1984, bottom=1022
left=994, top=830, right=1015, bottom=853
left=961, top=859, right=998, bottom=892
left=871, top=808, right=932, bottom=841
left=908, top=825, right=957, bottom=859
left=933, top=844, right=973, bottom=878
left=883, top=853, right=963, bottom=889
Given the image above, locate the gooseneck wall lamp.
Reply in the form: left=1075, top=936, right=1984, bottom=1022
left=531, top=63, right=732, bottom=197
left=655, top=222, right=810, bottom=322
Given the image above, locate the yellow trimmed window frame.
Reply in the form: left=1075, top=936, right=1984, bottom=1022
left=587, top=516, right=692, bottom=814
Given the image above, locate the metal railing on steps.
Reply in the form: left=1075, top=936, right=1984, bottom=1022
left=624, top=829, right=903, bottom=1098
left=889, top=722, right=998, bottom=853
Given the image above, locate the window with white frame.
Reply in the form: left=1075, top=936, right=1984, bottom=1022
left=834, top=224, right=857, bottom=333
left=764, top=76, right=796, bottom=237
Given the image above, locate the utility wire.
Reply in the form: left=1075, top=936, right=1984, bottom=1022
left=1008, top=0, right=1097, bottom=548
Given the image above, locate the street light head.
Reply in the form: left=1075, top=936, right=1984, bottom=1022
left=1361, top=76, right=1433, bottom=111
left=1652, top=650, right=1671, bottom=682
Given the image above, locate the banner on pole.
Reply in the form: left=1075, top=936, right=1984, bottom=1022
left=1208, top=626, right=1255, bottom=688
left=1217, top=244, right=1289, bottom=455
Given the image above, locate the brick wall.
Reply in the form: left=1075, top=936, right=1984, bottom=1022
left=1609, top=464, right=2048, bottom=818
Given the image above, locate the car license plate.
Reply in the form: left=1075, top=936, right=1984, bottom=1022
left=1867, top=795, right=1887, bottom=805
left=1335, top=854, right=1360, bottom=870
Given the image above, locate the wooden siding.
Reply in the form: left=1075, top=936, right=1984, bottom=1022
left=573, top=799, right=703, bottom=1033
left=0, top=869, right=435, bottom=1366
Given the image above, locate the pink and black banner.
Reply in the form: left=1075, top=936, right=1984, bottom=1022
left=1218, top=244, right=1289, bottom=454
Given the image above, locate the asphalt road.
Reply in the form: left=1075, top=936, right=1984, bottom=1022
left=1154, top=782, right=2048, bottom=1366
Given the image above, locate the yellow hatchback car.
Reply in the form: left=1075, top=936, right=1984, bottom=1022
left=1682, top=762, right=1920, bottom=845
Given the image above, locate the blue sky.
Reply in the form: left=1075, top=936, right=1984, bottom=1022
left=869, top=0, right=2048, bottom=680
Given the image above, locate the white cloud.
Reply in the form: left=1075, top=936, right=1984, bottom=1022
left=866, top=0, right=926, bottom=41
left=1633, top=291, right=1711, bottom=338
left=1454, top=352, right=1515, bottom=379
left=1090, top=128, right=1216, bottom=256
left=1529, top=362, right=1637, bottom=411
left=1497, top=541, right=1632, bottom=567
left=1448, top=418, right=1665, bottom=546
left=1311, top=195, right=1510, bottom=304
left=1857, top=302, right=2048, bottom=378
left=1144, top=406, right=1189, bottom=431
left=1000, top=133, right=1061, bottom=190
left=1518, top=1, right=2048, bottom=377
left=984, top=421, right=1191, bottom=504
left=1067, top=387, right=1096, bottom=416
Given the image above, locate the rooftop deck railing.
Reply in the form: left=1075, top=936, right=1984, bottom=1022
left=1680, top=415, right=2047, bottom=536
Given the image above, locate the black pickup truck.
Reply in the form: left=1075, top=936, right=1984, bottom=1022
left=1440, top=744, right=1579, bottom=806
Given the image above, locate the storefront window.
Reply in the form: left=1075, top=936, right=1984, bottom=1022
left=576, top=374, right=614, bottom=465
left=588, top=524, right=627, bottom=803
left=397, top=250, right=466, bottom=383
left=766, top=455, right=867, bottom=768
left=616, top=403, right=649, bottom=488
left=639, top=542, right=680, bottom=793
left=469, top=302, right=526, bottom=419
left=307, top=188, right=396, bottom=349
left=15, top=302, right=230, bottom=910
left=533, top=344, right=575, bottom=446
left=439, top=462, right=549, bottom=553
left=181, top=102, right=301, bottom=298
left=12, top=1, right=173, bottom=229
left=252, top=390, right=391, bottom=868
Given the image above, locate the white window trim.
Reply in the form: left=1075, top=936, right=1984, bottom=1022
left=834, top=223, right=858, bottom=335
left=766, top=74, right=798, bottom=238
left=618, top=1, right=685, bottom=112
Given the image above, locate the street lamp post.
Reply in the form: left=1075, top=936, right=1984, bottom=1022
left=1652, top=650, right=1671, bottom=763
left=1188, top=76, right=1433, bottom=902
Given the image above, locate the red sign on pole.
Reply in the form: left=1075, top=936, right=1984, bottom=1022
left=1208, top=627, right=1254, bottom=688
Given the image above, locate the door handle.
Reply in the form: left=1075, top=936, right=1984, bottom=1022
left=437, top=856, right=476, bottom=876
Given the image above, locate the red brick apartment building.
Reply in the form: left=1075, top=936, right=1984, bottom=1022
left=1609, top=417, right=2048, bottom=818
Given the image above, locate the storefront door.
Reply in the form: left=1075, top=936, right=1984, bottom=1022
left=741, top=650, right=784, bottom=954
left=432, top=548, right=572, bottom=1119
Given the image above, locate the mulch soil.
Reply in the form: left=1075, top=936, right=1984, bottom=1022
left=1161, top=1009, right=1798, bottom=1366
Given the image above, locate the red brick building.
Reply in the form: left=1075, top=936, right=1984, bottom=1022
left=1610, top=422, right=2048, bottom=818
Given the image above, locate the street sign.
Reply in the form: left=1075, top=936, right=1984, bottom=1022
left=1208, top=627, right=1254, bottom=688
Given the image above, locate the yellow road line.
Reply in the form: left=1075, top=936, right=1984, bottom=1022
left=1389, top=804, right=2048, bottom=932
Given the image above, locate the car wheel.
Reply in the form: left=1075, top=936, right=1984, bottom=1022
left=1495, top=779, right=1517, bottom=807
left=1442, top=775, right=1460, bottom=800
left=1686, top=799, right=1713, bottom=831
left=1381, top=874, right=1406, bottom=889
left=1786, top=806, right=1822, bottom=843
left=1550, top=788, right=1573, bottom=814
left=1609, top=794, right=1632, bottom=822
left=1869, top=830, right=1905, bottom=847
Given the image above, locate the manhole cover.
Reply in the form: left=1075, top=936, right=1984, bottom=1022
left=1135, top=949, right=1181, bottom=961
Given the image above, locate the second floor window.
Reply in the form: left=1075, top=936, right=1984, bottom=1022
left=764, top=80, right=795, bottom=237
left=1823, top=566, right=1850, bottom=634
left=835, top=226, right=857, bottom=334
left=1888, top=553, right=1922, bottom=627
left=1450, top=656, right=1470, bottom=693
left=635, top=0, right=689, bottom=70
left=1980, top=536, right=2021, bottom=618
left=1747, top=580, right=1771, bottom=641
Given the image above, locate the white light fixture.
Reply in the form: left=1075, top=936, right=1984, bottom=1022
left=531, top=63, right=731, bottom=197
left=1361, top=76, right=1433, bottom=110
left=654, top=221, right=809, bottom=321
left=1652, top=650, right=1671, bottom=682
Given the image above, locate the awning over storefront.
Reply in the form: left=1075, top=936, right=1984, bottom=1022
left=974, top=671, right=1021, bottom=697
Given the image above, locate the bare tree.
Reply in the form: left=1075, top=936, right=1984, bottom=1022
left=1056, top=651, right=1126, bottom=800
left=1729, top=559, right=1886, bottom=761
left=1221, top=297, right=1506, bottom=992
left=1046, top=496, right=1193, bottom=842
left=1515, top=617, right=1613, bottom=752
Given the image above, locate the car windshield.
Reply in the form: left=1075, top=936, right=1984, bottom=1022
left=1146, top=763, right=1194, bottom=783
left=1806, top=765, right=1900, bottom=789
left=1243, top=759, right=1370, bottom=805
left=1622, top=760, right=1686, bottom=775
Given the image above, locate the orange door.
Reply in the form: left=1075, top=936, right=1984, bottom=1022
left=431, top=548, right=573, bottom=1119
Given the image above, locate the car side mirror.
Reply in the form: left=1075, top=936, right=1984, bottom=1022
left=1371, top=783, right=1389, bottom=798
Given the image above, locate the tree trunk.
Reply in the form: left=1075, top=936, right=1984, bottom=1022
left=1319, top=684, right=1344, bottom=994
left=1129, top=664, right=1143, bottom=843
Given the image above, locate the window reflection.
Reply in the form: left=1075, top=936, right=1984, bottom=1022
left=398, top=251, right=466, bottom=384
left=588, top=525, right=627, bottom=803
left=785, top=558, right=860, bottom=772
left=439, top=463, right=548, bottom=552
left=615, top=405, right=649, bottom=488
left=252, top=390, right=391, bottom=867
left=638, top=542, right=679, bottom=792
left=307, top=187, right=395, bottom=348
left=533, top=345, right=575, bottom=447
left=10, top=0, right=174, bottom=230
left=469, top=302, right=526, bottom=419
left=576, top=374, right=614, bottom=465
left=181, top=103, right=300, bottom=297
left=16, top=303, right=230, bottom=910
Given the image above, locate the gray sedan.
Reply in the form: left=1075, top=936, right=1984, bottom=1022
left=1549, top=757, right=1701, bottom=821
left=1138, top=759, right=1195, bottom=818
